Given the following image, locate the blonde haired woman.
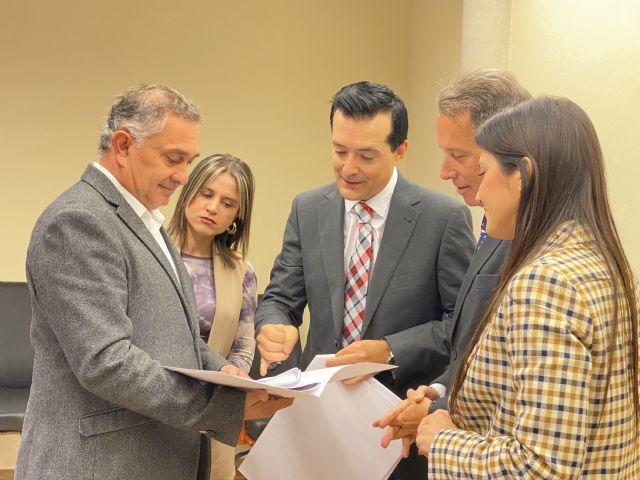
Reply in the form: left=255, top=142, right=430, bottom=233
left=169, top=153, right=257, bottom=480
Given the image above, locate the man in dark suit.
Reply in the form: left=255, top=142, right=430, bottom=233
left=255, top=81, right=475, bottom=478
left=16, top=84, right=289, bottom=480
left=374, top=69, right=531, bottom=453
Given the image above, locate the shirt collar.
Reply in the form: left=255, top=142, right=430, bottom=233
left=344, top=167, right=398, bottom=219
left=92, top=162, right=165, bottom=230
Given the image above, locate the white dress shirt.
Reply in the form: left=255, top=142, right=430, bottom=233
left=343, top=167, right=398, bottom=277
left=93, top=162, right=180, bottom=281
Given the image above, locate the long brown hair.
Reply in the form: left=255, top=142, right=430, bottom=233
left=167, top=154, right=255, bottom=269
left=449, top=96, right=639, bottom=429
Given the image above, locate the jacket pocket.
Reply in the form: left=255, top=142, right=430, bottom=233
left=387, top=267, right=433, bottom=291
left=78, top=406, right=153, bottom=437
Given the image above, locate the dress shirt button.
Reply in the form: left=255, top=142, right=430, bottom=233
left=451, top=351, right=457, bottom=361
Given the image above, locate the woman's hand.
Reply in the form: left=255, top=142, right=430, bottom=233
left=415, top=409, right=457, bottom=457
left=220, top=364, right=249, bottom=378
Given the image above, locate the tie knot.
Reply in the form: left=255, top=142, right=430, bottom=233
left=354, top=202, right=373, bottom=223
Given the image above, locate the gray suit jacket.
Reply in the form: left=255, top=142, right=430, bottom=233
left=255, top=173, right=475, bottom=394
left=16, top=165, right=245, bottom=480
left=429, top=236, right=510, bottom=412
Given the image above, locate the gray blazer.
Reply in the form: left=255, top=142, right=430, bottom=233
left=16, top=165, right=245, bottom=480
left=255, top=173, right=475, bottom=394
left=429, top=236, right=510, bottom=412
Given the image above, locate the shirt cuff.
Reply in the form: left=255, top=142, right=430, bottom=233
left=429, top=382, right=446, bottom=399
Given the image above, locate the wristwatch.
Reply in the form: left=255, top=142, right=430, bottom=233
left=383, top=340, right=395, bottom=365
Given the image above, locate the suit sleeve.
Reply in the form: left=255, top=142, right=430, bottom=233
left=27, top=208, right=245, bottom=445
left=428, top=367, right=453, bottom=412
left=198, top=338, right=228, bottom=371
left=385, top=203, right=475, bottom=384
left=428, top=266, right=593, bottom=478
left=254, top=196, right=308, bottom=332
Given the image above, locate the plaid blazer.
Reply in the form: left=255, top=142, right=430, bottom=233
left=429, top=223, right=639, bottom=479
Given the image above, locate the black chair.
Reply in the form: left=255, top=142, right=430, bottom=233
left=0, top=282, right=34, bottom=434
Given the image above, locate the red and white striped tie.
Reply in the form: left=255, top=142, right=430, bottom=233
left=342, top=202, right=373, bottom=347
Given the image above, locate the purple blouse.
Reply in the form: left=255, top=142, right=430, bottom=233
left=181, top=253, right=257, bottom=372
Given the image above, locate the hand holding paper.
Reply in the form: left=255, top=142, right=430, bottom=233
left=325, top=339, right=391, bottom=385
left=220, top=364, right=249, bottom=378
left=244, top=389, right=293, bottom=420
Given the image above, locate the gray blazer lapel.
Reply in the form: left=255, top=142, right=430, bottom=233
left=83, top=166, right=182, bottom=289
left=361, top=177, right=419, bottom=336
left=162, top=229, right=202, bottom=351
left=450, top=236, right=502, bottom=326
left=318, top=186, right=347, bottom=340
left=81, top=166, right=197, bottom=334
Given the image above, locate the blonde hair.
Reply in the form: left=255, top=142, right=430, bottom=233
left=168, top=154, right=255, bottom=269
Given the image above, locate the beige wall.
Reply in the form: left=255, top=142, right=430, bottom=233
left=1, top=0, right=452, bottom=284
left=1, top=0, right=410, bottom=285
left=406, top=0, right=463, bottom=190
left=2, top=0, right=638, bottom=469
left=4, top=0, right=637, bottom=295
left=508, top=0, right=640, bottom=275
left=0, top=1, right=466, bottom=287
left=0, top=0, right=462, bottom=466
left=1, top=1, right=637, bottom=333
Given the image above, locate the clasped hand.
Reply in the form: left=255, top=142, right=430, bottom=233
left=372, top=385, right=439, bottom=457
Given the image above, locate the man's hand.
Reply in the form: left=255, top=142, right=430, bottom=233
left=244, top=390, right=294, bottom=420
left=324, top=339, right=390, bottom=385
left=256, top=325, right=299, bottom=376
left=373, top=386, right=440, bottom=457
left=415, top=409, right=457, bottom=457
left=219, top=364, right=249, bottom=378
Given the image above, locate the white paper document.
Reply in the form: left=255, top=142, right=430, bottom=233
left=238, top=355, right=403, bottom=480
left=166, top=360, right=396, bottom=399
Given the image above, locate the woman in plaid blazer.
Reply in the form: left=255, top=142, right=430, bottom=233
left=389, top=96, right=639, bottom=478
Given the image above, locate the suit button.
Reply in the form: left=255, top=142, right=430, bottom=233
left=335, top=338, right=339, bottom=348
left=451, top=351, right=457, bottom=361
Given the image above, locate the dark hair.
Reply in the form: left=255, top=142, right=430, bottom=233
left=438, top=68, right=532, bottom=130
left=449, top=96, right=639, bottom=431
left=167, top=154, right=255, bottom=269
left=329, top=81, right=408, bottom=151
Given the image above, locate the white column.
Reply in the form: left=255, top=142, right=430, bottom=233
left=460, top=0, right=511, bottom=72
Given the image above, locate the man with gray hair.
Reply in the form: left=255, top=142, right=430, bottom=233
left=374, top=69, right=531, bottom=454
left=16, top=84, right=289, bottom=480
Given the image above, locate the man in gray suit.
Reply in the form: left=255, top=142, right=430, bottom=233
left=374, top=69, right=531, bottom=454
left=255, top=81, right=475, bottom=478
left=16, top=84, right=289, bottom=480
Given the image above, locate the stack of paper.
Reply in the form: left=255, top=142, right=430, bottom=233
left=239, top=355, right=403, bottom=480
left=166, top=360, right=396, bottom=399
left=167, top=356, right=403, bottom=479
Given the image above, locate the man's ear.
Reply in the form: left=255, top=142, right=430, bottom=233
left=393, top=139, right=409, bottom=163
left=111, top=130, right=133, bottom=164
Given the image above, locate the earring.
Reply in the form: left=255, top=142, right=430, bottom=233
left=227, top=222, right=237, bottom=236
